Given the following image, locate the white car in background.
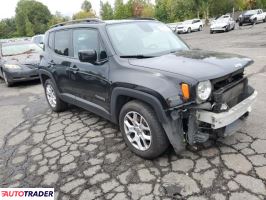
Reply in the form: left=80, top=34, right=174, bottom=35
left=176, top=19, right=203, bottom=34
left=210, top=15, right=235, bottom=34
left=167, top=23, right=178, bottom=32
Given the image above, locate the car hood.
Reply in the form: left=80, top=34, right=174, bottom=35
left=211, top=21, right=228, bottom=27
left=243, top=14, right=253, bottom=17
left=2, top=53, right=40, bottom=66
left=177, top=23, right=190, bottom=28
left=128, top=50, right=253, bottom=81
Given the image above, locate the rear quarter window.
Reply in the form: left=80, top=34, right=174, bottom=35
left=48, top=32, right=54, bottom=49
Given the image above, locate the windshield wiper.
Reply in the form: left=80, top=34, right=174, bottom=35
left=120, top=55, right=155, bottom=59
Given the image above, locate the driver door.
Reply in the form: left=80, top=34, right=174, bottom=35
left=69, top=28, right=110, bottom=112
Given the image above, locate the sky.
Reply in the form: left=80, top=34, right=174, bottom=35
left=0, top=0, right=116, bottom=19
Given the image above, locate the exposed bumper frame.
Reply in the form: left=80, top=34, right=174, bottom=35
left=196, top=91, right=257, bottom=129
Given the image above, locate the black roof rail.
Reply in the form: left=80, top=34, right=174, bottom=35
left=51, top=18, right=104, bottom=28
left=129, top=17, right=157, bottom=21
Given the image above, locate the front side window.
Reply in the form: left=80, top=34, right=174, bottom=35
left=107, top=21, right=189, bottom=56
left=73, top=29, right=99, bottom=58
left=54, top=30, right=71, bottom=56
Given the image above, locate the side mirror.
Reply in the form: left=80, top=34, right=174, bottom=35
left=78, top=49, right=97, bottom=63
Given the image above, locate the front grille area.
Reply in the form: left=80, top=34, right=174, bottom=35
left=212, top=69, right=244, bottom=90
left=210, top=70, right=253, bottom=112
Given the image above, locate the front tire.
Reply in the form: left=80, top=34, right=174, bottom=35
left=198, top=25, right=203, bottom=31
left=44, top=79, right=67, bottom=112
left=3, top=71, right=12, bottom=87
left=263, top=17, right=266, bottom=23
left=119, top=100, right=169, bottom=159
left=253, top=18, right=257, bottom=25
left=187, top=27, right=191, bottom=33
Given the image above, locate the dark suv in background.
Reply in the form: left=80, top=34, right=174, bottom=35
left=39, top=18, right=257, bottom=159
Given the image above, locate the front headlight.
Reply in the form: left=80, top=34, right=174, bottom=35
left=197, top=80, right=212, bottom=101
left=4, top=64, right=21, bottom=69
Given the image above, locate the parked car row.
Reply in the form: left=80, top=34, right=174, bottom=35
left=169, top=9, right=266, bottom=35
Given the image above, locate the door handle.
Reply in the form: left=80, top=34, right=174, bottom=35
left=70, top=65, right=79, bottom=72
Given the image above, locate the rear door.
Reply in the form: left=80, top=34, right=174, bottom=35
left=50, top=30, right=75, bottom=95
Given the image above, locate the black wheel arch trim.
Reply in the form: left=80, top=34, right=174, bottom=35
left=39, top=69, right=60, bottom=93
left=111, top=87, right=168, bottom=124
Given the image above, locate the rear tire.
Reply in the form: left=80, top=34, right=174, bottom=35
left=44, top=79, right=68, bottom=112
left=119, top=100, right=169, bottom=159
left=239, top=22, right=243, bottom=26
left=210, top=30, right=214, bottom=34
left=263, top=17, right=266, bottom=23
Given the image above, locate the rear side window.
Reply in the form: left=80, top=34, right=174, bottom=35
left=48, top=32, right=54, bottom=48
left=73, top=29, right=98, bottom=58
left=54, top=30, right=71, bottom=56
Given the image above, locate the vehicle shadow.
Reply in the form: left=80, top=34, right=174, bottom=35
left=1, top=79, right=41, bottom=88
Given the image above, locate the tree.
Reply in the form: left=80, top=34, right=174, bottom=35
left=73, top=0, right=96, bottom=20
left=114, top=0, right=126, bottom=19
left=15, top=0, right=51, bottom=36
left=142, top=1, right=155, bottom=18
left=48, top=12, right=70, bottom=27
left=0, top=18, right=17, bottom=39
left=100, top=1, right=114, bottom=20
left=73, top=10, right=96, bottom=20
left=81, top=0, right=92, bottom=12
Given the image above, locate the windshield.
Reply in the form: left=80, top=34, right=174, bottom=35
left=184, top=20, right=193, bottom=24
left=1, top=43, right=42, bottom=56
left=107, top=21, right=189, bottom=56
left=245, top=10, right=257, bottom=15
left=32, top=35, right=44, bottom=44
left=217, top=15, right=229, bottom=21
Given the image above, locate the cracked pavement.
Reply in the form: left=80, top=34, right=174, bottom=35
left=0, top=23, right=266, bottom=200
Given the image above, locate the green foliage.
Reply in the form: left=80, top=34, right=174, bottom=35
left=0, top=18, right=17, bottom=39
left=100, top=1, right=114, bottom=20
left=15, top=0, right=52, bottom=36
left=73, top=10, right=96, bottom=20
left=48, top=12, right=70, bottom=27
left=73, top=0, right=95, bottom=20
left=1, top=0, right=266, bottom=39
left=114, top=0, right=126, bottom=19
left=81, top=0, right=92, bottom=12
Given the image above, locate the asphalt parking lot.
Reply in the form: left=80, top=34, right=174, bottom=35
left=0, top=23, right=266, bottom=200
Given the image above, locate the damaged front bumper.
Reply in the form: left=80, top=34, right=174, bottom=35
left=196, top=90, right=257, bottom=129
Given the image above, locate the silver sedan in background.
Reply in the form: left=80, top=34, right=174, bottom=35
left=210, top=15, right=236, bottom=34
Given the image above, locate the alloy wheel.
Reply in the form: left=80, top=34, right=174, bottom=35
left=123, top=111, right=152, bottom=151
left=46, top=84, right=57, bottom=108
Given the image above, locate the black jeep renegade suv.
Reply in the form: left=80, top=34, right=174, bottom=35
left=39, top=18, right=257, bottom=159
